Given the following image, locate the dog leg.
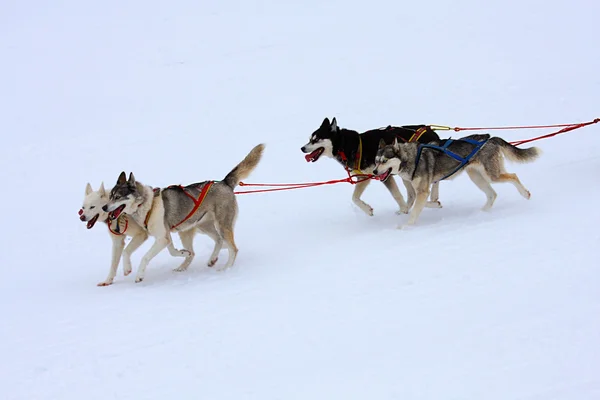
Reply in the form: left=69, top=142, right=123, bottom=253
left=399, top=183, right=430, bottom=228
left=491, top=173, right=531, bottom=199
left=166, top=239, right=191, bottom=258
left=173, top=229, right=196, bottom=272
left=98, top=236, right=125, bottom=286
left=135, top=236, right=170, bottom=283
left=426, top=182, right=443, bottom=208
left=402, top=178, right=416, bottom=209
left=214, top=221, right=238, bottom=270
left=122, top=232, right=148, bottom=276
left=352, top=179, right=374, bottom=216
left=466, top=169, right=497, bottom=210
left=382, top=177, right=409, bottom=214
left=197, top=222, right=223, bottom=267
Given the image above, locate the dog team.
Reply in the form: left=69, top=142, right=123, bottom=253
left=80, top=117, right=540, bottom=286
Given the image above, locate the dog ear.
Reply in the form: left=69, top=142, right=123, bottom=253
left=117, top=171, right=127, bottom=185
left=379, top=139, right=386, bottom=149
left=128, top=172, right=136, bottom=185
left=331, top=117, right=338, bottom=131
left=85, top=182, right=93, bottom=195
left=98, top=182, right=106, bottom=196
left=393, top=137, right=400, bottom=150
left=320, top=117, right=330, bottom=128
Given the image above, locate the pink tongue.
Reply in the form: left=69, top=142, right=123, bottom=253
left=305, top=149, right=321, bottom=162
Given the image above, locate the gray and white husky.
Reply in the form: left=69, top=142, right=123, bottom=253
left=373, top=136, right=541, bottom=228
left=103, top=143, right=265, bottom=283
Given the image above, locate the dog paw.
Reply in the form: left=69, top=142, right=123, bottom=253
left=173, top=266, right=188, bottom=272
left=426, top=201, right=442, bottom=209
left=207, top=257, right=218, bottom=267
left=135, top=277, right=144, bottom=283
left=396, top=207, right=409, bottom=215
left=364, top=206, right=374, bottom=216
left=97, top=281, right=113, bottom=287
left=123, top=264, right=132, bottom=276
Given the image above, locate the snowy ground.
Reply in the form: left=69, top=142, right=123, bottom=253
left=1, top=1, right=599, bottom=399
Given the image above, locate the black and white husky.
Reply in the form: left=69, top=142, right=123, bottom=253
left=301, top=117, right=442, bottom=216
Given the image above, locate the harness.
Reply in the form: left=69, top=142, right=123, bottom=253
left=168, top=181, right=215, bottom=230
left=338, top=127, right=430, bottom=174
left=106, top=216, right=128, bottom=236
left=337, top=137, right=364, bottom=174
left=411, top=137, right=489, bottom=182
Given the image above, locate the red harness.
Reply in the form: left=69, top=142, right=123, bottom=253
left=106, top=217, right=128, bottom=236
left=169, top=181, right=214, bottom=230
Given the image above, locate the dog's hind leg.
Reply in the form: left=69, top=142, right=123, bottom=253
left=426, top=182, right=443, bottom=208
left=197, top=222, right=223, bottom=267
left=466, top=168, right=497, bottom=210
left=492, top=173, right=531, bottom=199
left=382, top=177, right=410, bottom=214
left=135, top=236, right=170, bottom=283
left=352, top=179, right=374, bottom=216
left=173, top=229, right=196, bottom=272
left=122, top=232, right=148, bottom=277
left=98, top=236, right=126, bottom=286
left=213, top=219, right=238, bottom=270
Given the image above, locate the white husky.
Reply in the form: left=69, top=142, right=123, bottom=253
left=79, top=182, right=149, bottom=286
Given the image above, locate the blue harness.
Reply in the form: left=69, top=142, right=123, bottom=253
left=411, top=137, right=489, bottom=182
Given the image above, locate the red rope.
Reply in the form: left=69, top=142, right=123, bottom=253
left=234, top=118, right=599, bottom=195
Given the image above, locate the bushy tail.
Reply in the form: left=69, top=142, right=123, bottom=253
left=223, top=143, right=265, bottom=189
left=490, top=137, right=541, bottom=163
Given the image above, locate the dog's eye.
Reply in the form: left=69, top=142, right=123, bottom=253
left=90, top=206, right=95, bottom=209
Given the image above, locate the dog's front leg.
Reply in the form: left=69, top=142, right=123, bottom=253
left=401, top=178, right=416, bottom=210
left=98, top=236, right=125, bottom=286
left=399, top=181, right=430, bottom=228
left=382, top=177, right=409, bottom=214
left=352, top=179, right=374, bottom=216
left=122, top=232, right=148, bottom=276
left=135, top=236, right=169, bottom=283
left=426, top=182, right=443, bottom=208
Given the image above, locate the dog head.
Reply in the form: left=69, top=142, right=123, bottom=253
left=373, top=139, right=403, bottom=182
left=300, top=117, right=340, bottom=162
left=79, top=182, right=110, bottom=229
left=103, top=172, right=141, bottom=219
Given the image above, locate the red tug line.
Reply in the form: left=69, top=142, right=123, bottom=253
left=233, top=117, right=600, bottom=195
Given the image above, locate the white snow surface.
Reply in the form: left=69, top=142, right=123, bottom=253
left=1, top=1, right=599, bottom=399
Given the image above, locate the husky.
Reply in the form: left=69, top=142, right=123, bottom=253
left=103, top=143, right=265, bottom=283
left=373, top=135, right=541, bottom=228
left=300, top=117, right=443, bottom=216
left=80, top=182, right=149, bottom=286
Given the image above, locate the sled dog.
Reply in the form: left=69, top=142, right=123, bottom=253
left=373, top=135, right=540, bottom=228
left=80, top=182, right=149, bottom=286
left=103, top=143, right=265, bottom=283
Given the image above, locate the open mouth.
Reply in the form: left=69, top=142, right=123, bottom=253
left=305, top=147, right=324, bottom=162
left=378, top=168, right=392, bottom=182
left=86, top=214, right=99, bottom=229
left=109, top=204, right=126, bottom=220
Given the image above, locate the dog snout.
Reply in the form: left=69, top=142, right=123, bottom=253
left=102, top=205, right=108, bottom=212
left=80, top=215, right=86, bottom=221
left=300, top=146, right=306, bottom=153
left=373, top=169, right=379, bottom=175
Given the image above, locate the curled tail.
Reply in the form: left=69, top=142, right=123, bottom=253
left=490, top=137, right=541, bottom=163
left=223, top=143, right=265, bottom=189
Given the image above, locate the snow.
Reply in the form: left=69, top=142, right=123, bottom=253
left=1, top=0, right=599, bottom=399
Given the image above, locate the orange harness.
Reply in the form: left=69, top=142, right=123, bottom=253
left=106, top=217, right=128, bottom=236
left=164, top=181, right=215, bottom=230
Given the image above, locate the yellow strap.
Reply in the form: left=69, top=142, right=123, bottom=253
left=428, top=124, right=453, bottom=131
left=354, top=136, right=363, bottom=173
